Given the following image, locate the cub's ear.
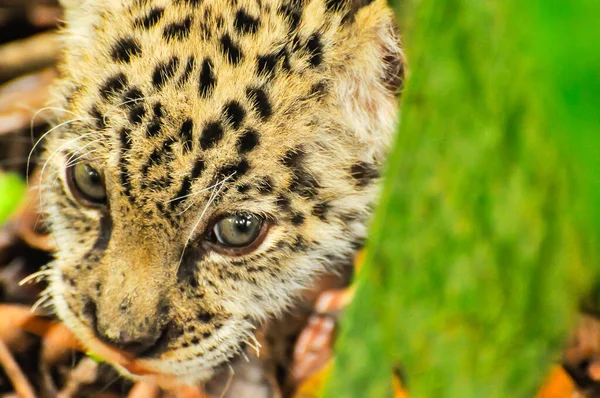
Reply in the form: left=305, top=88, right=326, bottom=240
left=57, top=0, right=126, bottom=64
left=329, top=0, right=405, bottom=163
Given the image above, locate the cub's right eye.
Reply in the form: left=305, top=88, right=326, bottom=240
left=66, top=162, right=107, bottom=207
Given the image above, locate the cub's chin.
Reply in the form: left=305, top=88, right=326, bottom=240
left=50, top=283, right=256, bottom=386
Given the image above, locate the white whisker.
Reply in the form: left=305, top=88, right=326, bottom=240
left=177, top=174, right=234, bottom=271
left=27, top=117, right=97, bottom=186
left=19, top=269, right=53, bottom=285
left=248, top=334, right=262, bottom=358
left=37, top=132, right=96, bottom=219
left=31, top=294, right=51, bottom=313
left=29, top=106, right=82, bottom=143
left=103, top=95, right=155, bottom=125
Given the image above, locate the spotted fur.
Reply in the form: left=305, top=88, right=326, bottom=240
left=41, top=0, right=404, bottom=385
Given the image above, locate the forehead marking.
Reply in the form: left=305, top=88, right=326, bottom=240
left=306, top=33, right=323, bottom=67
left=200, top=121, right=224, bottom=150
left=222, top=101, right=246, bottom=129
left=119, top=128, right=133, bottom=198
left=291, top=212, right=305, bottom=226
left=246, top=87, right=272, bottom=120
left=220, top=33, right=243, bottom=65
left=237, top=128, right=259, bottom=153
left=134, top=7, right=164, bottom=29
left=163, top=16, right=193, bottom=41
left=256, top=176, right=274, bottom=194
left=216, top=159, right=249, bottom=182
left=312, top=201, right=330, bottom=220
left=170, top=176, right=192, bottom=210
left=89, top=106, right=106, bottom=130
left=123, top=87, right=144, bottom=103
left=191, top=159, right=205, bottom=179
left=179, top=119, right=194, bottom=152
left=256, top=53, right=278, bottom=78
left=152, top=57, right=180, bottom=89
left=100, top=73, right=128, bottom=100
left=179, top=56, right=196, bottom=85
left=198, top=58, right=216, bottom=98
left=234, top=9, right=260, bottom=34
left=111, top=37, right=142, bottom=63
left=278, top=4, right=301, bottom=32
left=128, top=104, right=146, bottom=125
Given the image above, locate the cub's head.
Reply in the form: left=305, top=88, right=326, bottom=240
left=40, top=0, right=403, bottom=384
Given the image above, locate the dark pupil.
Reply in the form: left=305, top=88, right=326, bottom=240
left=233, top=215, right=254, bottom=234
left=87, top=167, right=101, bottom=185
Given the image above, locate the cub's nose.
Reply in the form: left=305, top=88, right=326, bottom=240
left=96, top=329, right=161, bottom=356
left=86, top=301, right=165, bottom=357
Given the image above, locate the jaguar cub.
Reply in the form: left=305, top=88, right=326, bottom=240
left=39, top=0, right=403, bottom=384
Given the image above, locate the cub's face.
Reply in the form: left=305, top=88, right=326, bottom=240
left=40, top=0, right=402, bottom=383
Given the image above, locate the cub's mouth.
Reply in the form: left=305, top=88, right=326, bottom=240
left=51, top=278, right=258, bottom=384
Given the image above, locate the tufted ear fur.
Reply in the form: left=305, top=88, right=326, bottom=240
left=58, top=0, right=125, bottom=64
left=330, top=0, right=405, bottom=163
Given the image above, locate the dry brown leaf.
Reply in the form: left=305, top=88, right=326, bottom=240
left=0, top=338, right=36, bottom=398
left=127, top=380, right=159, bottom=398
left=0, top=32, right=59, bottom=82
left=56, top=357, right=99, bottom=398
left=0, top=68, right=58, bottom=136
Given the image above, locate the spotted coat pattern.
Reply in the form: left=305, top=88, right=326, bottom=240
left=41, top=0, right=404, bottom=385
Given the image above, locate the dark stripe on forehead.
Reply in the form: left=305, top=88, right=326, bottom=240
left=111, top=37, right=142, bottom=63
left=179, top=56, right=196, bottom=85
left=191, top=158, right=205, bottom=179
left=198, top=58, right=216, bottom=98
left=246, top=87, right=272, bottom=120
left=237, top=128, right=259, bottom=153
left=306, top=33, right=323, bottom=67
left=180, top=119, right=194, bottom=152
left=123, top=87, right=144, bottom=104
left=100, top=73, right=128, bottom=100
left=135, top=7, right=164, bottom=29
left=89, top=106, right=106, bottom=131
left=217, top=159, right=249, bottom=181
left=200, top=121, right=223, bottom=150
left=234, top=9, right=260, bottom=34
left=163, top=16, right=193, bottom=41
left=222, top=101, right=246, bottom=129
left=129, top=104, right=146, bottom=124
left=220, top=34, right=243, bottom=65
left=170, top=176, right=192, bottom=210
left=152, top=57, right=180, bottom=89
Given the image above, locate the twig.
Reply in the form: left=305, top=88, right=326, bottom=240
left=56, top=357, right=98, bottom=398
left=0, top=68, right=57, bottom=136
left=0, top=338, right=36, bottom=398
left=0, top=31, right=60, bottom=82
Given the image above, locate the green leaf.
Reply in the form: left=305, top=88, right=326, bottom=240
left=86, top=351, right=106, bottom=364
left=326, top=0, right=599, bottom=397
left=0, top=172, right=26, bottom=225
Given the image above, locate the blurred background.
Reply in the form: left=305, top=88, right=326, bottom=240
left=1, top=0, right=599, bottom=397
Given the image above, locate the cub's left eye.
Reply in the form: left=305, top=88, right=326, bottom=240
left=209, top=213, right=266, bottom=254
left=66, top=162, right=107, bottom=207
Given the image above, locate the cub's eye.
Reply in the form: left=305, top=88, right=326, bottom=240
left=66, top=162, right=107, bottom=206
left=209, top=213, right=266, bottom=254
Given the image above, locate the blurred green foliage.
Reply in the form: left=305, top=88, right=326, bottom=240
left=0, top=172, right=25, bottom=225
left=326, top=0, right=599, bottom=397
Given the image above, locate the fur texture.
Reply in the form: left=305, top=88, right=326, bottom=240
left=40, top=0, right=404, bottom=384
